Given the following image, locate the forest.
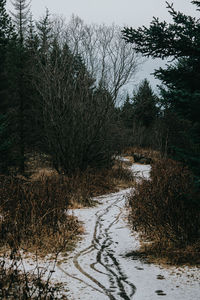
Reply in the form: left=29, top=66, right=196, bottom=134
left=0, top=0, right=200, bottom=298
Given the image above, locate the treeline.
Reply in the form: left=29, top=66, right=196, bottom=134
left=119, top=79, right=161, bottom=149
left=1, top=0, right=200, bottom=182
left=0, top=0, right=138, bottom=175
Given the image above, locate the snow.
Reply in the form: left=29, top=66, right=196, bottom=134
left=4, top=163, right=200, bottom=300
left=129, top=163, right=151, bottom=180
left=115, top=156, right=131, bottom=162
left=114, top=155, right=130, bottom=163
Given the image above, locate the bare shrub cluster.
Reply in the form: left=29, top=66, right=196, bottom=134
left=0, top=258, right=65, bottom=299
left=0, top=174, right=79, bottom=254
left=0, top=158, right=134, bottom=252
left=62, top=162, right=134, bottom=207
left=128, top=159, right=200, bottom=264
left=0, top=172, right=80, bottom=298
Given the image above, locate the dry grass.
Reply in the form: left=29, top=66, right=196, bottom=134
left=123, top=146, right=161, bottom=162
left=127, top=158, right=200, bottom=265
left=0, top=174, right=80, bottom=256
left=27, top=155, right=135, bottom=209
left=65, top=164, right=135, bottom=208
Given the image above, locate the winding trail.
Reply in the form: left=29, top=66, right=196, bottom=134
left=58, top=188, right=135, bottom=300
left=55, top=163, right=199, bottom=300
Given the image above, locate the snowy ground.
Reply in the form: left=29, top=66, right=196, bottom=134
left=11, top=163, right=200, bottom=299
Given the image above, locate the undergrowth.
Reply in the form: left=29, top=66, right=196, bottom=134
left=123, top=146, right=161, bottom=162
left=128, top=158, right=200, bottom=265
left=0, top=175, right=79, bottom=254
left=0, top=152, right=134, bottom=297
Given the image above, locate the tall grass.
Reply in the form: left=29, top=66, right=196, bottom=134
left=0, top=174, right=80, bottom=254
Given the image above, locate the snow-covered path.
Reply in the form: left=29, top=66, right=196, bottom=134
left=53, top=164, right=199, bottom=300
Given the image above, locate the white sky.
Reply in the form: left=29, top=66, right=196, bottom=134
left=7, top=0, right=199, bottom=92
left=26, top=0, right=198, bottom=27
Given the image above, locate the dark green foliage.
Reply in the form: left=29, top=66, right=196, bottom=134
left=0, top=0, right=15, bottom=112
left=123, top=1, right=200, bottom=59
left=119, top=80, right=159, bottom=148
left=123, top=1, right=200, bottom=177
left=9, top=0, right=41, bottom=173
left=120, top=94, right=134, bottom=129
left=132, top=79, right=159, bottom=127
left=0, top=1, right=16, bottom=173
left=0, top=2, right=124, bottom=175
left=0, top=114, right=13, bottom=173
left=36, top=8, right=53, bottom=62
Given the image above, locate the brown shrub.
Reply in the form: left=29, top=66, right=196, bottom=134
left=66, top=164, right=134, bottom=207
left=123, top=146, right=161, bottom=162
left=0, top=160, right=134, bottom=253
left=128, top=159, right=200, bottom=262
left=0, top=175, right=79, bottom=253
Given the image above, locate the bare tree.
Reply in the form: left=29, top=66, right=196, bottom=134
left=34, top=37, right=119, bottom=173
left=59, top=15, right=140, bottom=101
left=32, top=15, right=140, bottom=173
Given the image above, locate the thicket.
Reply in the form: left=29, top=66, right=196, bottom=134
left=128, top=158, right=200, bottom=263
left=0, top=174, right=80, bottom=252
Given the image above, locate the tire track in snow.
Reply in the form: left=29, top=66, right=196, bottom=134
left=60, top=191, right=136, bottom=299
left=92, top=197, right=136, bottom=299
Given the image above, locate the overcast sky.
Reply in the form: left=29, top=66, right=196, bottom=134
left=7, top=0, right=199, bottom=92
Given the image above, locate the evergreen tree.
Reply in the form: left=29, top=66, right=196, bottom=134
left=24, top=15, right=42, bottom=149
left=0, top=0, right=16, bottom=173
left=120, top=94, right=134, bottom=129
left=0, top=114, right=13, bottom=173
left=10, top=0, right=30, bottom=43
left=10, top=0, right=31, bottom=173
left=36, top=9, right=53, bottom=59
left=0, top=0, right=15, bottom=112
left=132, top=79, right=158, bottom=127
left=123, top=1, right=200, bottom=177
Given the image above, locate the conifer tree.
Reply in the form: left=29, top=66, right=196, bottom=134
left=10, top=0, right=31, bottom=173
left=0, top=0, right=16, bottom=173
left=0, top=0, right=15, bottom=111
left=132, top=79, right=158, bottom=128
left=36, top=9, right=53, bottom=59
left=120, top=94, right=134, bottom=129
left=123, top=1, right=200, bottom=176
